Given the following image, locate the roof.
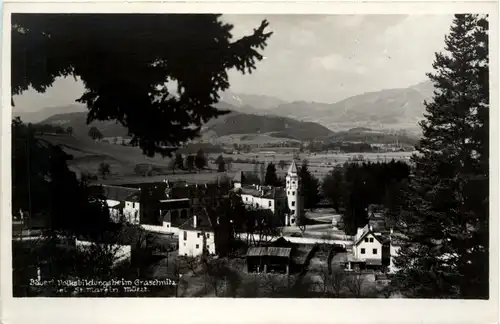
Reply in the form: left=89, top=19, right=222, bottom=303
left=355, top=230, right=383, bottom=246
left=178, top=209, right=213, bottom=231
left=246, top=246, right=292, bottom=258
left=240, top=185, right=286, bottom=199
left=287, top=161, right=298, bottom=174
left=109, top=201, right=125, bottom=209
left=99, top=185, right=141, bottom=202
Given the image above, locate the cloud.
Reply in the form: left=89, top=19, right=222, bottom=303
left=14, top=14, right=455, bottom=109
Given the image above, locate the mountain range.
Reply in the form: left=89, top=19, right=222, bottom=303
left=14, top=80, right=433, bottom=140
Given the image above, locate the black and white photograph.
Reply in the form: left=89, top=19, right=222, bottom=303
left=5, top=9, right=494, bottom=303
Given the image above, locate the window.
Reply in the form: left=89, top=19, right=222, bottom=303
left=291, top=209, right=295, bottom=215
left=364, top=238, right=369, bottom=242
left=268, top=201, right=272, bottom=207
left=197, top=232, right=202, bottom=238
left=207, top=234, right=210, bottom=239
left=292, top=201, right=295, bottom=207
left=196, top=244, right=200, bottom=249
left=246, top=197, right=248, bottom=201
left=166, top=224, right=170, bottom=228
left=287, top=191, right=290, bottom=195
left=287, top=181, right=289, bottom=185
left=292, top=181, right=296, bottom=185
left=183, top=231, right=187, bottom=241
left=132, top=203, right=135, bottom=208
left=292, top=191, right=295, bottom=195
left=373, top=248, right=378, bottom=254
left=361, top=248, right=366, bottom=254
left=369, top=237, right=374, bottom=243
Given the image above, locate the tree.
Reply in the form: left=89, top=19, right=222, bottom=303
left=278, top=160, right=286, bottom=170
left=88, top=126, right=103, bottom=141
left=66, top=126, right=73, bottom=136
left=322, top=166, right=345, bottom=212
left=392, top=15, right=489, bottom=299
left=215, top=155, right=225, bottom=172
left=298, top=161, right=320, bottom=211
left=264, top=162, right=279, bottom=186
left=98, top=162, right=111, bottom=179
left=186, top=155, right=195, bottom=173
left=194, top=149, right=207, bottom=171
left=12, top=14, right=272, bottom=157
left=174, top=153, right=184, bottom=171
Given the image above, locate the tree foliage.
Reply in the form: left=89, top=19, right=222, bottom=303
left=298, top=161, right=320, bottom=211
left=392, top=14, right=489, bottom=299
left=264, top=162, right=279, bottom=186
left=195, top=149, right=207, bottom=171
left=88, top=126, right=103, bottom=141
left=12, top=14, right=272, bottom=157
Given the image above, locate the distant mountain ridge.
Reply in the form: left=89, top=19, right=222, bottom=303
left=31, top=80, right=432, bottom=140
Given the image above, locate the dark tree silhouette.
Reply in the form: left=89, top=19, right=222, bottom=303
left=215, top=155, right=226, bottom=172
left=298, top=161, right=320, bottom=211
left=392, top=14, right=489, bottom=299
left=98, top=162, right=111, bottom=179
left=264, top=162, right=279, bottom=186
left=88, top=126, right=103, bottom=141
left=12, top=14, right=272, bottom=157
left=195, top=149, right=207, bottom=171
left=174, top=153, right=184, bottom=170
left=186, top=155, right=195, bottom=173
left=66, top=126, right=73, bottom=136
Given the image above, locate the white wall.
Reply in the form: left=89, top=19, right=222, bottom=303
left=178, top=229, right=215, bottom=257
left=354, top=233, right=382, bottom=260
left=106, top=199, right=140, bottom=225
left=241, top=194, right=276, bottom=213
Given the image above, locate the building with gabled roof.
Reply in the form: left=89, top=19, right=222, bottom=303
left=178, top=209, right=215, bottom=257
left=93, top=185, right=141, bottom=225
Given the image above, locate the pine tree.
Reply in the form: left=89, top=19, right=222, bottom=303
left=298, top=161, right=320, bottom=211
left=264, top=162, right=279, bottom=186
left=392, top=14, right=489, bottom=299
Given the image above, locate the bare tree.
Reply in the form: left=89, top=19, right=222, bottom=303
left=319, top=265, right=346, bottom=297
left=345, top=272, right=365, bottom=298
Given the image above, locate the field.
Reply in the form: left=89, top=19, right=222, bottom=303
left=38, top=134, right=414, bottom=184
left=211, top=151, right=415, bottom=180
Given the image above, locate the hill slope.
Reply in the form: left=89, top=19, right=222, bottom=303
left=205, top=112, right=334, bottom=141
left=40, top=112, right=130, bottom=138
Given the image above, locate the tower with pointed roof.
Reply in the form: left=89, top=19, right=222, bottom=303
left=285, top=160, right=302, bottom=226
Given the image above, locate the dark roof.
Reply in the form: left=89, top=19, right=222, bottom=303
left=246, top=246, right=292, bottom=258
left=100, top=185, right=141, bottom=202
left=178, top=209, right=213, bottom=231
left=240, top=185, right=286, bottom=199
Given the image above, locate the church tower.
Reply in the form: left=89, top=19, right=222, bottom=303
left=285, top=160, right=303, bottom=226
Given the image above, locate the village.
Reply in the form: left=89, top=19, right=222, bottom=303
left=13, top=159, right=403, bottom=297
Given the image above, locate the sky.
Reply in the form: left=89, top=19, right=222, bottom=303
left=14, top=14, right=454, bottom=111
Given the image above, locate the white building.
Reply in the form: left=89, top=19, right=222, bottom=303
left=100, top=185, right=141, bottom=225
left=346, top=224, right=386, bottom=270
left=233, top=171, right=288, bottom=219
left=178, top=211, right=215, bottom=257
left=285, top=161, right=303, bottom=226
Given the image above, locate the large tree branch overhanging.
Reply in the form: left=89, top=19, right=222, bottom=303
left=11, top=14, right=273, bottom=157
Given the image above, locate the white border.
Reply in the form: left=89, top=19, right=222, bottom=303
left=1, top=2, right=499, bottom=324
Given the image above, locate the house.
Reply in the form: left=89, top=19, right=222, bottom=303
left=239, top=184, right=287, bottom=215
left=98, top=185, right=141, bottom=225
left=246, top=246, right=293, bottom=274
left=158, top=198, right=192, bottom=234
left=178, top=210, right=215, bottom=257
left=346, top=224, right=388, bottom=271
